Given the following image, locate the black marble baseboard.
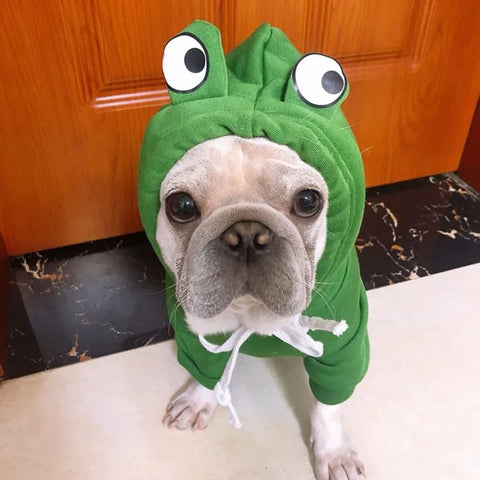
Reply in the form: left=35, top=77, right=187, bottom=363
left=358, top=173, right=480, bottom=288
left=8, top=235, right=169, bottom=377
left=6, top=173, right=480, bottom=378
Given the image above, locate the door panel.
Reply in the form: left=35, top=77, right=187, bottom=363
left=1, top=0, right=479, bottom=255
left=61, top=0, right=222, bottom=109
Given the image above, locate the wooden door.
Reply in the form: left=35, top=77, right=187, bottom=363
left=1, top=0, right=479, bottom=255
left=458, top=100, right=480, bottom=192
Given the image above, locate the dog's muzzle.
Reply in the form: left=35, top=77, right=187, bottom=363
left=176, top=203, right=312, bottom=318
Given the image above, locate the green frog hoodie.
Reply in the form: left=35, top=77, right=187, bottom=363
left=138, top=20, right=369, bottom=418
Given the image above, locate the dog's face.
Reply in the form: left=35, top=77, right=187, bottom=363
left=156, top=136, right=328, bottom=335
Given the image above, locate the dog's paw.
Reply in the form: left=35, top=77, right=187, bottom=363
left=312, top=447, right=365, bottom=480
left=162, top=381, right=218, bottom=430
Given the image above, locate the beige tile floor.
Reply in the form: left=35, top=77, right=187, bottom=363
left=1, top=263, right=479, bottom=480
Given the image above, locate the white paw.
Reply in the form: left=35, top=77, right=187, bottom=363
left=163, top=381, right=218, bottom=430
left=310, top=401, right=366, bottom=480
left=312, top=446, right=365, bottom=480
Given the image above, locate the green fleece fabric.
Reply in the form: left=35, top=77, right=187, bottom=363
left=138, top=20, right=369, bottom=405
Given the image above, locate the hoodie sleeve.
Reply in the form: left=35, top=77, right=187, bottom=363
left=303, top=250, right=370, bottom=405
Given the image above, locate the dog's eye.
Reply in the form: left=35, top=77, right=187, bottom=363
left=292, top=54, right=346, bottom=108
left=165, top=192, right=200, bottom=223
left=162, top=33, right=208, bottom=93
left=293, top=190, right=323, bottom=218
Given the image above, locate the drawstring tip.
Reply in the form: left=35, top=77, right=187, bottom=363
left=228, top=407, right=243, bottom=429
left=333, top=319, right=348, bottom=337
left=214, top=383, right=243, bottom=429
left=230, top=416, right=243, bottom=429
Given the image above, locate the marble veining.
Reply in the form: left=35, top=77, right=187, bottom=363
left=6, top=173, right=480, bottom=378
left=357, top=173, right=480, bottom=289
left=8, top=235, right=169, bottom=377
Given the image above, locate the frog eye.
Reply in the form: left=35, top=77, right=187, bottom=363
left=162, top=33, right=209, bottom=93
left=292, top=54, right=346, bottom=108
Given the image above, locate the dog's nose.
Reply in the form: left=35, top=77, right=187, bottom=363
left=221, top=221, right=273, bottom=257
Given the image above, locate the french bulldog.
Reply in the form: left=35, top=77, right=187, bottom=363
left=158, top=136, right=365, bottom=479
left=138, top=21, right=369, bottom=480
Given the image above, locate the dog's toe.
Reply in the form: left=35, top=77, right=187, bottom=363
left=313, top=448, right=365, bottom=480
left=192, top=409, right=213, bottom=430
left=192, top=414, right=206, bottom=430
left=170, top=406, right=197, bottom=430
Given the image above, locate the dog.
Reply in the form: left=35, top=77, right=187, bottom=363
left=138, top=21, right=369, bottom=480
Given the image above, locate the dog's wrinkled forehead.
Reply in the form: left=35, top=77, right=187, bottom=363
left=160, top=136, right=328, bottom=215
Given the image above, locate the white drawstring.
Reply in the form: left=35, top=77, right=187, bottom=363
left=199, top=327, right=253, bottom=428
left=199, top=316, right=348, bottom=428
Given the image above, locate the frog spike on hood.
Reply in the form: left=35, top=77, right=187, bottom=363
left=138, top=20, right=365, bottom=287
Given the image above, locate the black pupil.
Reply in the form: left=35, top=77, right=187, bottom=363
left=321, top=70, right=344, bottom=94
left=171, top=193, right=198, bottom=221
left=296, top=190, right=320, bottom=214
left=184, top=48, right=205, bottom=73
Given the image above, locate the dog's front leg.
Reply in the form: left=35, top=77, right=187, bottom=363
left=310, top=400, right=365, bottom=480
left=163, top=379, right=218, bottom=430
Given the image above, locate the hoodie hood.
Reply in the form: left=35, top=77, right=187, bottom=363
left=137, top=21, right=369, bottom=409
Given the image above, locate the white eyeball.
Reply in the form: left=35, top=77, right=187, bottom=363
left=292, top=54, right=346, bottom=108
left=162, top=33, right=208, bottom=93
